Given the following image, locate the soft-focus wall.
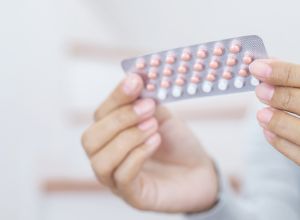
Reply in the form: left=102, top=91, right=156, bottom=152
left=0, top=0, right=300, bottom=220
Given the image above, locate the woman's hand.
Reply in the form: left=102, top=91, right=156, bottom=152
left=250, top=60, right=300, bottom=165
left=81, top=74, right=218, bottom=213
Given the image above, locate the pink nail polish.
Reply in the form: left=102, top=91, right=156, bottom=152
left=257, top=108, right=273, bottom=125
left=256, top=83, right=274, bottom=102
left=133, top=99, right=155, bottom=117
left=145, top=133, right=161, bottom=153
left=138, top=118, right=157, bottom=131
left=263, top=129, right=276, bottom=142
left=123, top=74, right=140, bottom=95
left=249, top=60, right=272, bottom=80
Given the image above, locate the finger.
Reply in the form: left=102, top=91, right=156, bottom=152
left=82, top=99, right=156, bottom=156
left=257, top=108, right=300, bottom=146
left=94, top=74, right=144, bottom=121
left=90, top=118, right=159, bottom=187
left=249, top=59, right=300, bottom=87
left=263, top=129, right=300, bottom=166
left=255, top=83, right=300, bottom=115
left=113, top=133, right=161, bottom=207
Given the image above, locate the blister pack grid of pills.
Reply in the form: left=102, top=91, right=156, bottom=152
left=121, top=35, right=268, bottom=103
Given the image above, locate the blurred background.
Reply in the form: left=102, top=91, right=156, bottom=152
left=1, top=0, right=300, bottom=219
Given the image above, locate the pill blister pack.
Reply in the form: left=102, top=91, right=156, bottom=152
left=121, top=35, right=268, bottom=103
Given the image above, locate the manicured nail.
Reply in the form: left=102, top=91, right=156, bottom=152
left=133, top=99, right=155, bottom=117
left=257, top=108, right=273, bottom=126
left=123, top=74, right=140, bottom=95
left=263, top=129, right=276, bottom=142
left=249, top=60, right=272, bottom=80
left=255, top=83, right=274, bottom=102
left=138, top=118, right=157, bottom=131
left=144, top=133, right=161, bottom=153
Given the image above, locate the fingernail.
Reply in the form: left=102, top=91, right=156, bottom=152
left=138, top=118, right=157, bottom=131
left=123, top=74, right=140, bottom=95
left=133, top=99, right=155, bottom=117
left=256, top=83, right=274, bottom=102
left=263, top=129, right=276, bottom=142
left=145, top=133, right=161, bottom=153
left=249, top=60, right=272, bottom=80
left=257, top=108, right=273, bottom=125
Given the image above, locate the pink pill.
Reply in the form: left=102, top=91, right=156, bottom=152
left=197, top=49, right=208, bottom=59
left=175, top=77, right=185, bottom=86
left=230, top=44, right=241, bottom=54
left=213, top=47, right=224, bottom=56
left=193, top=63, right=204, bottom=72
left=238, top=68, right=249, bottom=77
left=177, top=65, right=189, bottom=74
left=166, top=54, right=176, bottom=64
left=146, top=84, right=156, bottom=91
left=148, top=70, right=158, bottom=79
left=222, top=71, right=233, bottom=80
left=243, top=55, right=253, bottom=65
left=160, top=80, right=171, bottom=88
left=209, top=60, right=219, bottom=69
left=150, top=57, right=161, bottom=67
left=163, top=67, right=173, bottom=76
left=226, top=57, right=237, bottom=66
left=190, top=76, right=200, bottom=84
left=181, top=51, right=192, bottom=61
left=206, top=72, right=216, bottom=82
left=135, top=59, right=146, bottom=69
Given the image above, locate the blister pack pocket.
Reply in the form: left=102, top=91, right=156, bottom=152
left=121, top=35, right=268, bottom=103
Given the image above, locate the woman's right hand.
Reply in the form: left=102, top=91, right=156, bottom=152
left=81, top=74, right=219, bottom=213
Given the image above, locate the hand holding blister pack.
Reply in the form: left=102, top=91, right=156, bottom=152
left=121, top=35, right=268, bottom=103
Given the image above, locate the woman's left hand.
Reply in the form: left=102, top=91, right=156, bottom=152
left=250, top=60, right=300, bottom=165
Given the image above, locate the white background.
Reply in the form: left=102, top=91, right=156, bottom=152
left=0, top=0, right=300, bottom=219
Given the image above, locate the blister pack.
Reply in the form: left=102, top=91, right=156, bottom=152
left=121, top=35, right=268, bottom=103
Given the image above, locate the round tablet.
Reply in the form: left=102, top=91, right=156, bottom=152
left=230, top=44, right=241, bottom=54
left=146, top=84, right=156, bottom=91
left=190, top=76, right=200, bottom=84
left=206, top=73, right=216, bottom=82
left=243, top=55, right=253, bottom=65
left=135, top=59, right=146, bottom=69
left=226, top=57, right=237, bottom=66
left=148, top=70, right=158, bottom=79
left=181, top=51, right=192, bottom=61
left=222, top=71, right=233, bottom=80
left=160, top=80, right=170, bottom=88
left=150, top=57, right=161, bottom=67
left=166, top=54, right=176, bottom=64
left=163, top=67, right=173, bottom=76
left=213, top=47, right=224, bottom=56
left=177, top=65, right=189, bottom=74
left=209, top=60, right=219, bottom=69
left=193, top=63, right=204, bottom=72
left=238, top=68, right=249, bottom=77
left=197, top=49, right=208, bottom=59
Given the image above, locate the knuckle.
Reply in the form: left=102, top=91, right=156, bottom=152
left=279, top=88, right=293, bottom=109
left=121, top=128, right=142, bottom=144
left=268, top=111, right=284, bottom=132
left=112, top=107, right=134, bottom=128
left=114, top=172, right=131, bottom=188
left=91, top=156, right=112, bottom=179
left=283, top=63, right=294, bottom=85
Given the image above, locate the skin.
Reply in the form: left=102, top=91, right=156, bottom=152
left=81, top=74, right=219, bottom=213
left=250, top=59, right=300, bottom=166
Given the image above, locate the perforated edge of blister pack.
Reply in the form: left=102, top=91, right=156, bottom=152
left=121, top=35, right=268, bottom=103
